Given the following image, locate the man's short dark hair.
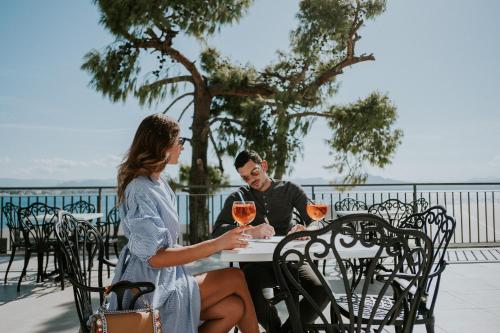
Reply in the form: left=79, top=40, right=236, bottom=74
left=234, top=150, right=263, bottom=169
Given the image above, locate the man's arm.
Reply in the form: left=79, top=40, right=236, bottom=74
left=212, top=193, right=238, bottom=238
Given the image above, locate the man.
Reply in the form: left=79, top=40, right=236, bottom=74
left=212, top=150, right=328, bottom=333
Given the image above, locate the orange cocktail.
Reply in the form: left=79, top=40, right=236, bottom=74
left=232, top=201, right=256, bottom=226
left=306, top=202, right=328, bottom=221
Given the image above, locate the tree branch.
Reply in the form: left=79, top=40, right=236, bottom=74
left=126, top=37, right=205, bottom=90
left=310, top=6, right=374, bottom=89
left=178, top=100, right=194, bottom=122
left=162, top=92, right=194, bottom=114
left=209, top=84, right=274, bottom=98
left=162, top=45, right=205, bottom=89
left=313, top=52, right=375, bottom=87
left=209, top=117, right=244, bottom=126
left=208, top=128, right=224, bottom=173
left=143, top=76, right=193, bottom=91
left=287, top=111, right=335, bottom=119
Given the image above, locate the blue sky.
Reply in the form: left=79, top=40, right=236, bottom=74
left=1, top=0, right=499, bottom=183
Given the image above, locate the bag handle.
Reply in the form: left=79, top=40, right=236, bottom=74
left=104, top=280, right=156, bottom=311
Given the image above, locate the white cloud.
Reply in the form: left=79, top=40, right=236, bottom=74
left=17, top=155, right=122, bottom=177
left=0, top=156, right=12, bottom=164
left=0, top=123, right=131, bottom=134
left=489, top=155, right=500, bottom=167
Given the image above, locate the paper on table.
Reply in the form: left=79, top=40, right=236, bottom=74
left=248, top=236, right=284, bottom=243
left=248, top=236, right=313, bottom=244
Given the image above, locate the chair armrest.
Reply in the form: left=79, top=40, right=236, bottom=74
left=66, top=277, right=105, bottom=293
left=427, top=261, right=447, bottom=279
left=102, top=258, right=117, bottom=267
left=262, top=286, right=289, bottom=305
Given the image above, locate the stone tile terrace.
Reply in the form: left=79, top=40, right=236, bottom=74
left=1, top=251, right=500, bottom=333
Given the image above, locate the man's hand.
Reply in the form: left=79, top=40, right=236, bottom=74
left=287, top=224, right=309, bottom=240
left=245, top=223, right=275, bottom=239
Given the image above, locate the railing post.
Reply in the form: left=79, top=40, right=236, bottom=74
left=0, top=195, right=4, bottom=252
left=412, top=184, right=417, bottom=213
left=97, top=187, right=102, bottom=218
left=312, top=185, right=316, bottom=201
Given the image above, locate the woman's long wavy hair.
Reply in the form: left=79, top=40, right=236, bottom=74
left=117, top=114, right=179, bottom=204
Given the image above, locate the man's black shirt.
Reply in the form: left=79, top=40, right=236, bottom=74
left=212, top=179, right=312, bottom=237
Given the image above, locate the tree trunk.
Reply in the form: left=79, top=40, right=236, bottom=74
left=188, top=87, right=211, bottom=244
left=273, top=110, right=289, bottom=180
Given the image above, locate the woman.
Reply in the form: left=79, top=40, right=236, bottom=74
left=111, top=114, right=259, bottom=333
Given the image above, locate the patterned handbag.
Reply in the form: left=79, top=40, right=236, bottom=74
left=90, top=281, right=162, bottom=333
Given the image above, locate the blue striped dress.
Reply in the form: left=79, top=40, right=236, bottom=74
left=110, top=175, right=200, bottom=333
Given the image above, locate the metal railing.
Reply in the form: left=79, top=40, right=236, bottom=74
left=1, top=182, right=499, bottom=250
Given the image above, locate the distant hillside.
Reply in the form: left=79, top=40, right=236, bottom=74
left=293, top=175, right=403, bottom=185
left=0, top=178, right=116, bottom=187
left=1, top=175, right=498, bottom=189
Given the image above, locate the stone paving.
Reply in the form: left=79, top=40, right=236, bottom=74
left=1, top=252, right=500, bottom=333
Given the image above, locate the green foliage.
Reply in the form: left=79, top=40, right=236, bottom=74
left=211, top=0, right=397, bottom=181
left=81, top=45, right=140, bottom=102
left=94, top=0, right=253, bottom=38
left=84, top=0, right=400, bottom=186
left=178, top=164, right=229, bottom=191
left=325, top=92, right=402, bottom=183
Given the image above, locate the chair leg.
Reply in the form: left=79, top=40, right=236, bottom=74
left=113, top=242, right=119, bottom=259
left=37, top=249, right=47, bottom=283
left=44, top=249, right=50, bottom=275
left=17, top=249, right=31, bottom=292
left=4, top=245, right=16, bottom=284
left=425, top=322, right=435, bottom=333
left=105, top=243, right=110, bottom=278
left=54, top=248, right=65, bottom=290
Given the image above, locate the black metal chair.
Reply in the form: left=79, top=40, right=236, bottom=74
left=97, top=206, right=121, bottom=259
left=63, top=200, right=96, bottom=213
left=398, top=206, right=456, bottom=333
left=17, top=202, right=60, bottom=291
left=54, top=212, right=153, bottom=333
left=368, top=199, right=414, bottom=227
left=3, top=202, right=27, bottom=284
left=409, top=197, right=430, bottom=214
left=271, top=213, right=434, bottom=333
left=334, top=198, right=368, bottom=211
left=96, top=206, right=122, bottom=278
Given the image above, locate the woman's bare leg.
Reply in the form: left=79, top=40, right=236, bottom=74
left=196, top=268, right=259, bottom=333
left=199, top=295, right=243, bottom=333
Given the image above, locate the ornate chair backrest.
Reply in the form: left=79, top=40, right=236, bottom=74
left=18, top=202, right=59, bottom=248
left=96, top=206, right=121, bottom=241
left=2, top=202, right=21, bottom=243
left=54, top=212, right=105, bottom=332
left=409, top=197, right=429, bottom=213
left=368, top=199, right=414, bottom=226
left=107, top=206, right=121, bottom=236
left=334, top=198, right=368, bottom=211
left=273, top=214, right=433, bottom=333
left=398, top=206, right=456, bottom=313
left=63, top=200, right=96, bottom=213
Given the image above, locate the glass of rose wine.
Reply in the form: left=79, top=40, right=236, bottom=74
left=232, top=201, right=257, bottom=234
left=306, top=200, right=328, bottom=228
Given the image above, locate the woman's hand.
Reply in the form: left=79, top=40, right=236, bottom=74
left=214, top=227, right=252, bottom=251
